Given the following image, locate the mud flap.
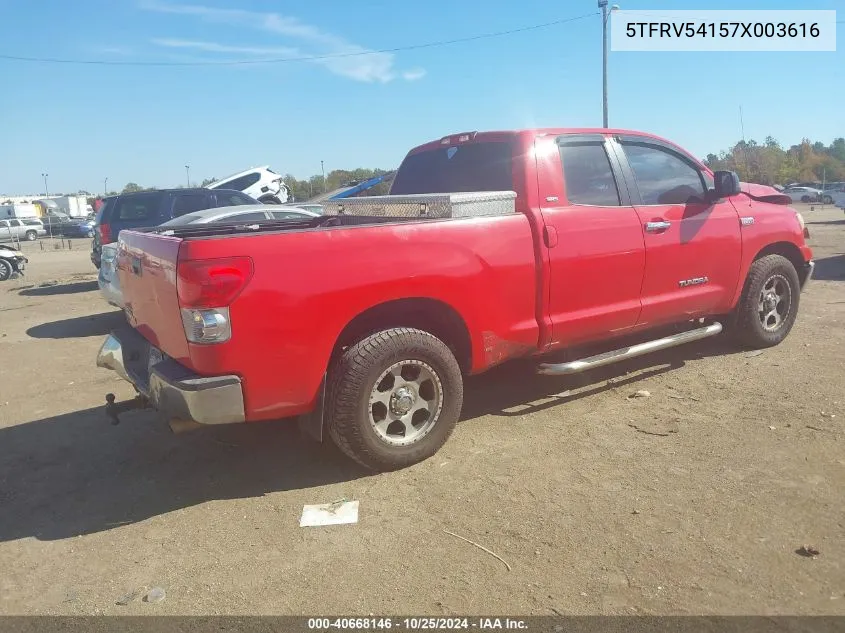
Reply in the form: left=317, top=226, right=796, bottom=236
left=298, top=375, right=326, bottom=442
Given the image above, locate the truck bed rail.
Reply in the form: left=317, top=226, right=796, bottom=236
left=322, top=191, right=517, bottom=219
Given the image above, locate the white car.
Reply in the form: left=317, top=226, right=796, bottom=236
left=99, top=205, right=318, bottom=307
left=783, top=186, right=822, bottom=203
left=207, top=166, right=290, bottom=204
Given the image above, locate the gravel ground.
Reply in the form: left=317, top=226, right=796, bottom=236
left=0, top=205, right=843, bottom=616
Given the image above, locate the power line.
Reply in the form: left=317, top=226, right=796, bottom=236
left=0, top=12, right=598, bottom=67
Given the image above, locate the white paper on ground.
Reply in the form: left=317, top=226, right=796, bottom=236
left=299, top=500, right=359, bottom=527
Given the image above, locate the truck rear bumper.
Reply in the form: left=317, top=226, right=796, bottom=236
left=96, top=326, right=245, bottom=426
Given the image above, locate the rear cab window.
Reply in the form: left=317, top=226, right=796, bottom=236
left=390, top=140, right=514, bottom=195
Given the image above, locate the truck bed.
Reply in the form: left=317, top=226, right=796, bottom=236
left=118, top=208, right=542, bottom=420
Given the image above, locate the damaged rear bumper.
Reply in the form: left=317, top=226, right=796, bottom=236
left=96, top=326, right=245, bottom=426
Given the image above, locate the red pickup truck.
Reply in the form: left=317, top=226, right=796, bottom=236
left=97, top=128, right=814, bottom=471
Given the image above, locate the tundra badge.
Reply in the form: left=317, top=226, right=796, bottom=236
left=679, top=276, right=709, bottom=288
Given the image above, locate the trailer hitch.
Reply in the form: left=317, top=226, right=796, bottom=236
left=105, top=393, right=149, bottom=426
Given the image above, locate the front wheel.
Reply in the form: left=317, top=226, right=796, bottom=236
left=25, top=230, right=37, bottom=241
left=326, top=327, right=464, bottom=471
left=0, top=259, right=12, bottom=281
left=822, top=195, right=833, bottom=205
left=258, top=195, right=281, bottom=205
left=731, top=254, right=801, bottom=349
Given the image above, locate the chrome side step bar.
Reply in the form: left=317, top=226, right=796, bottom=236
left=536, top=322, right=723, bottom=376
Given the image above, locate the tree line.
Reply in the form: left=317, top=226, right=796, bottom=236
left=704, top=137, right=845, bottom=185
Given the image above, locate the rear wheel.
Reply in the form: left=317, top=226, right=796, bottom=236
left=822, top=195, right=833, bottom=205
left=801, top=195, right=811, bottom=203
left=258, top=195, right=281, bottom=205
left=326, top=327, right=463, bottom=471
left=732, top=254, right=801, bottom=348
left=0, top=259, right=12, bottom=281
left=25, top=230, right=37, bottom=241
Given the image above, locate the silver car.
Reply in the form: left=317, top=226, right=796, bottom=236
left=158, top=204, right=319, bottom=227
left=0, top=218, right=47, bottom=241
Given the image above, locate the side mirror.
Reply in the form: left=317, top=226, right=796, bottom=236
left=713, top=170, right=741, bottom=197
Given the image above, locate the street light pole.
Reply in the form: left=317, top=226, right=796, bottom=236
left=42, top=172, right=49, bottom=196
left=321, top=161, right=326, bottom=192
left=185, top=165, right=190, bottom=188
left=104, top=177, right=108, bottom=196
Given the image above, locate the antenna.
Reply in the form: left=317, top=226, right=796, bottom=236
left=739, top=105, right=751, bottom=184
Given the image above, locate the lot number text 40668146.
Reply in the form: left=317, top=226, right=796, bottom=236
left=306, top=618, right=529, bottom=630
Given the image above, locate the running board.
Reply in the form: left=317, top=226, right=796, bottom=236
left=536, top=322, right=723, bottom=376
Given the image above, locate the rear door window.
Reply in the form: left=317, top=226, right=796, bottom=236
left=558, top=141, right=622, bottom=206
left=390, top=141, right=514, bottom=194
left=172, top=194, right=212, bottom=217
left=114, top=195, right=161, bottom=222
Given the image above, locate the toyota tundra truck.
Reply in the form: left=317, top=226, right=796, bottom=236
left=96, top=128, right=814, bottom=471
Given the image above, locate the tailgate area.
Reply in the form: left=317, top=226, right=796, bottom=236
left=117, top=230, right=190, bottom=364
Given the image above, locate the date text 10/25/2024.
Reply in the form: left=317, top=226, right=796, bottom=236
left=307, top=618, right=529, bottom=630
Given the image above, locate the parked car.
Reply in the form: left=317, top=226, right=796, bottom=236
left=158, top=204, right=319, bottom=227
left=91, top=188, right=258, bottom=269
left=0, top=218, right=47, bottom=241
left=97, top=127, right=814, bottom=471
left=207, top=166, right=290, bottom=204
left=783, top=186, right=823, bottom=203
left=58, top=218, right=96, bottom=238
left=0, top=243, right=27, bottom=280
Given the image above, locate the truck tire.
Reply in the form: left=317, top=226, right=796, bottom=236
left=732, top=254, right=801, bottom=348
left=326, top=327, right=463, bottom=471
left=25, top=230, right=37, bottom=241
left=0, top=259, right=11, bottom=281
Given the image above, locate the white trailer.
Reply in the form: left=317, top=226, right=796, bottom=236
left=40, top=195, right=88, bottom=217
left=0, top=203, right=39, bottom=219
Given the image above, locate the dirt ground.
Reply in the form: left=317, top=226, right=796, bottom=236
left=0, top=205, right=843, bottom=616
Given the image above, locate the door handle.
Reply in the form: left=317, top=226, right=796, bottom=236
left=645, top=220, right=671, bottom=233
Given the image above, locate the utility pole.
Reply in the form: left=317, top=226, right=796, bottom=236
left=104, top=177, right=108, bottom=196
left=321, top=161, right=326, bottom=192
left=599, top=2, right=619, bottom=128
left=185, top=165, right=191, bottom=188
left=42, top=172, right=49, bottom=196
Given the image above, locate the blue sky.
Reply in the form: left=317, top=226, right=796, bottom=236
left=0, top=0, right=841, bottom=195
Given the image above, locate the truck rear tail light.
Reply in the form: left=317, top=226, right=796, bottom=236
left=181, top=308, right=232, bottom=344
left=99, top=224, right=112, bottom=244
left=177, top=256, right=253, bottom=309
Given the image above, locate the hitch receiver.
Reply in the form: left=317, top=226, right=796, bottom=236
left=105, top=392, right=149, bottom=426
